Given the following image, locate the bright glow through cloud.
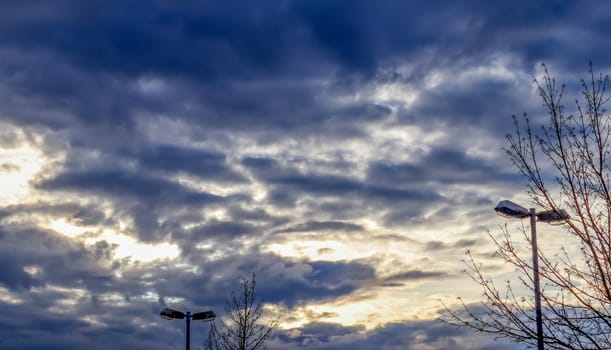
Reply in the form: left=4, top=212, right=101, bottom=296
left=49, top=219, right=180, bottom=262
left=0, top=142, right=45, bottom=206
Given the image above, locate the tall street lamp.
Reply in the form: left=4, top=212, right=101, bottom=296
left=494, top=200, right=570, bottom=350
left=160, top=307, right=216, bottom=350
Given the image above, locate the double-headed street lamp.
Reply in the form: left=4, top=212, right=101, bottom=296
left=494, top=200, right=570, bottom=350
left=160, top=307, right=216, bottom=350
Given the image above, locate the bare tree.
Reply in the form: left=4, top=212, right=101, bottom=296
left=205, top=273, right=277, bottom=350
left=442, top=64, right=611, bottom=349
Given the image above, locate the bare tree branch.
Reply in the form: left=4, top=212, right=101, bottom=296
left=205, top=273, right=278, bottom=350
left=441, top=63, right=611, bottom=349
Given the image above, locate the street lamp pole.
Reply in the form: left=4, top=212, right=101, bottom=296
left=529, top=208, right=544, bottom=350
left=185, top=311, right=191, bottom=350
left=494, top=200, right=570, bottom=350
left=160, top=307, right=216, bottom=350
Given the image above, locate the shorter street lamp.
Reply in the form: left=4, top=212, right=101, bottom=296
left=494, top=200, right=570, bottom=350
left=160, top=307, right=216, bottom=350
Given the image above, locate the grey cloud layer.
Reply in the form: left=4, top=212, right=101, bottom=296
left=1, top=1, right=605, bottom=132
left=1, top=0, right=608, bottom=349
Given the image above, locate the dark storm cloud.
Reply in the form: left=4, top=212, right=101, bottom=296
left=1, top=0, right=604, bottom=134
left=241, top=156, right=277, bottom=170
left=257, top=260, right=375, bottom=307
left=271, top=320, right=522, bottom=350
left=0, top=225, right=118, bottom=294
left=0, top=201, right=110, bottom=226
left=274, top=174, right=434, bottom=201
left=272, top=323, right=366, bottom=348
left=288, top=0, right=469, bottom=75
left=424, top=238, right=482, bottom=251
left=0, top=294, right=189, bottom=350
left=126, top=144, right=245, bottom=182
left=243, top=156, right=442, bottom=207
left=274, top=220, right=364, bottom=234
left=367, top=147, right=522, bottom=186
left=267, top=172, right=443, bottom=225
left=0, top=0, right=431, bottom=79
left=187, top=220, right=257, bottom=239
left=226, top=204, right=284, bottom=225
left=384, top=269, right=448, bottom=283
left=0, top=1, right=315, bottom=130
left=149, top=251, right=377, bottom=308
left=38, top=169, right=223, bottom=204
left=0, top=254, right=43, bottom=290
left=0, top=1, right=285, bottom=80
left=469, top=2, right=611, bottom=70
left=408, top=77, right=532, bottom=133
left=0, top=223, right=380, bottom=348
left=29, top=125, right=262, bottom=240
left=243, top=153, right=503, bottom=227
left=34, top=167, right=241, bottom=242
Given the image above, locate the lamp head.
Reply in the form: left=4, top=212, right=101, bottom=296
left=494, top=200, right=530, bottom=218
left=192, top=310, right=216, bottom=322
left=160, top=308, right=186, bottom=320
left=537, top=209, right=570, bottom=224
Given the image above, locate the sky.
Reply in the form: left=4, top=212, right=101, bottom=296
left=0, top=1, right=609, bottom=349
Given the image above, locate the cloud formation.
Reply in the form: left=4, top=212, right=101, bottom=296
left=0, top=1, right=608, bottom=349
